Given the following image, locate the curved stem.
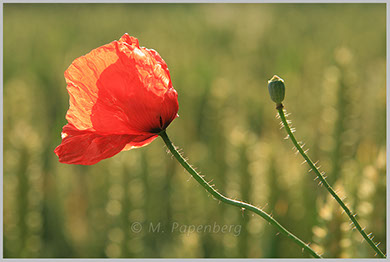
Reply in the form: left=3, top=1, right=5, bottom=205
left=159, top=130, right=321, bottom=258
left=276, top=105, right=386, bottom=258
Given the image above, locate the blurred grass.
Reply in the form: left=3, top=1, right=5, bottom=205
left=3, top=3, right=386, bottom=258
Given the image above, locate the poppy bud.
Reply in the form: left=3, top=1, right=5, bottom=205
left=268, top=75, right=285, bottom=105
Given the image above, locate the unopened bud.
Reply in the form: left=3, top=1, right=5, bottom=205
left=268, top=75, right=285, bottom=104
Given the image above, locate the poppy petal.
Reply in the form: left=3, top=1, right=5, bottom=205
left=54, top=124, right=135, bottom=165
left=65, top=41, right=121, bottom=131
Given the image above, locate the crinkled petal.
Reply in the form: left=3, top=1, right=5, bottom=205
left=119, top=34, right=140, bottom=47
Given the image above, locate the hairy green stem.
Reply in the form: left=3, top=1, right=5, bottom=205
left=159, top=130, right=321, bottom=258
left=276, top=105, right=386, bottom=258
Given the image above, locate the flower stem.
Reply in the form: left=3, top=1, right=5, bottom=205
left=276, top=105, right=386, bottom=258
left=159, top=130, right=321, bottom=258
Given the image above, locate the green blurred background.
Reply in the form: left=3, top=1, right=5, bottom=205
left=3, top=3, right=386, bottom=258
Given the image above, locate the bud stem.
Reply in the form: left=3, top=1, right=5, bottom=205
left=276, top=107, right=386, bottom=258
left=159, top=130, right=321, bottom=258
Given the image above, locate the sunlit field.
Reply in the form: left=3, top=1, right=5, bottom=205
left=3, top=3, right=386, bottom=258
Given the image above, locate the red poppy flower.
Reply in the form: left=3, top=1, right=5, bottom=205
left=54, top=34, right=179, bottom=165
